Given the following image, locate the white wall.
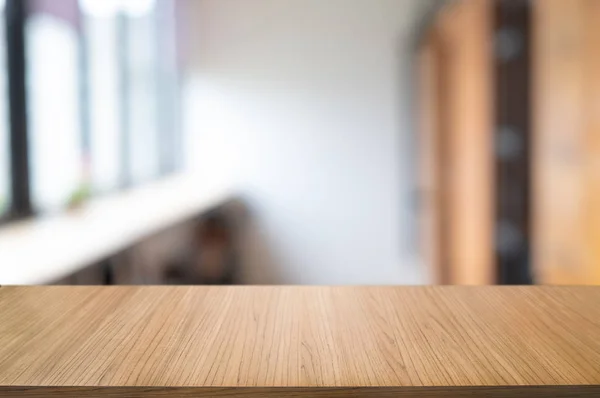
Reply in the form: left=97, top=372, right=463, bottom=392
left=184, top=0, right=429, bottom=284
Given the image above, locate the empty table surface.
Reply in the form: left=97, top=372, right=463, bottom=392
left=0, top=286, right=599, bottom=397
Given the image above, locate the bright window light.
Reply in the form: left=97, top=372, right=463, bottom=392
left=120, top=0, right=156, bottom=17
left=79, top=0, right=121, bottom=17
left=27, top=16, right=82, bottom=212
left=79, top=0, right=156, bottom=18
left=0, top=0, right=5, bottom=13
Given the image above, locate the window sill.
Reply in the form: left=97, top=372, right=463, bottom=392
left=0, top=173, right=232, bottom=285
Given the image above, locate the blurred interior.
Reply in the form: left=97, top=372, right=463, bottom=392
left=0, top=0, right=597, bottom=285
left=419, top=0, right=600, bottom=285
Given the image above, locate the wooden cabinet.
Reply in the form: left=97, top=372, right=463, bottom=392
left=419, top=0, right=495, bottom=284
left=420, top=0, right=600, bottom=285
left=533, top=0, right=600, bottom=284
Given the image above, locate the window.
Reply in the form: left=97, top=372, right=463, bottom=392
left=81, top=0, right=181, bottom=191
left=84, top=10, right=122, bottom=193
left=26, top=9, right=83, bottom=213
left=0, top=0, right=182, bottom=223
left=125, top=1, right=161, bottom=184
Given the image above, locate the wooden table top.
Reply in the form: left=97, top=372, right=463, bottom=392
left=0, top=286, right=599, bottom=397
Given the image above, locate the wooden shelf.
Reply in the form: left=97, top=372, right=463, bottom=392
left=0, top=286, right=599, bottom=397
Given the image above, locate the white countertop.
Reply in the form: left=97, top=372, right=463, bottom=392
left=0, top=174, right=231, bottom=285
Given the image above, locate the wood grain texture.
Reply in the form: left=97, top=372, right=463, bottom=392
left=3, top=386, right=600, bottom=398
left=0, top=286, right=599, bottom=397
left=419, top=0, right=495, bottom=285
left=533, top=0, right=600, bottom=284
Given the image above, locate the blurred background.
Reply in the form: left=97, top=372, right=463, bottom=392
left=0, top=0, right=597, bottom=285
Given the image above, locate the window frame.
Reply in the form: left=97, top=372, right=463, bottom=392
left=4, top=0, right=32, bottom=222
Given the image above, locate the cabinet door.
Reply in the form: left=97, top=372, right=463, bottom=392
left=418, top=0, right=495, bottom=284
left=533, top=0, right=600, bottom=284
